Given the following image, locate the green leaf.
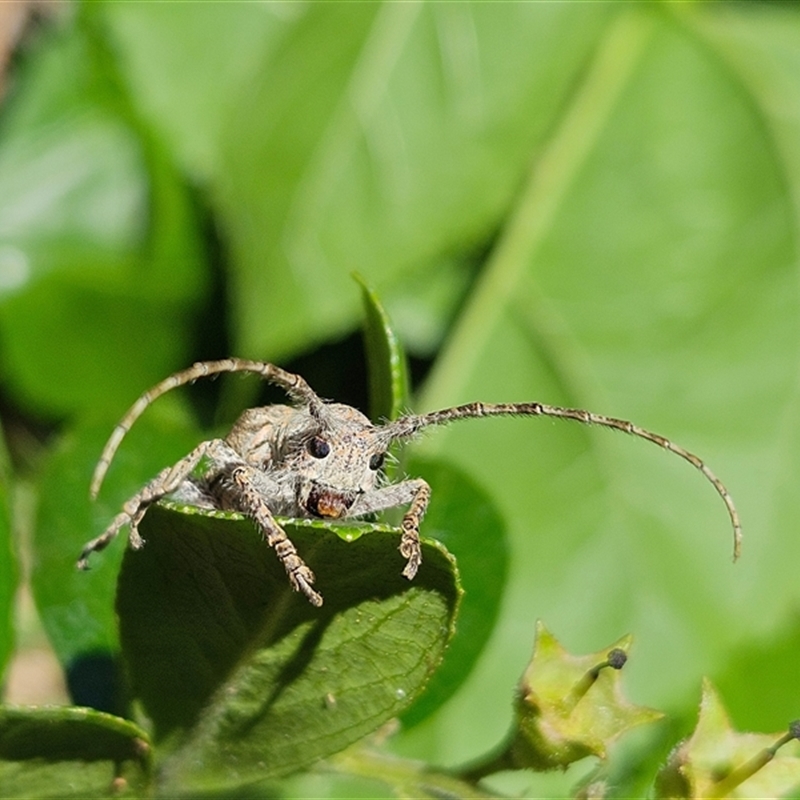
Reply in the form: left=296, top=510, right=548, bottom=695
left=394, top=3, right=800, bottom=765
left=91, top=2, right=285, bottom=183
left=98, top=3, right=608, bottom=359
left=716, top=619, right=800, bottom=735
left=113, top=504, right=460, bottom=793
left=0, top=705, right=149, bottom=764
left=0, top=13, right=205, bottom=418
left=357, top=274, right=410, bottom=423
left=0, top=705, right=150, bottom=798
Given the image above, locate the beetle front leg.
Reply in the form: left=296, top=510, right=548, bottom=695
left=348, top=478, right=431, bottom=580
left=221, top=465, right=323, bottom=607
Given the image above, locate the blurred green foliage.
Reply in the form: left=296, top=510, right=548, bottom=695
left=1, top=1, right=800, bottom=797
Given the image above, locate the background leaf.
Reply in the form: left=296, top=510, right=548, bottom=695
left=392, top=6, right=800, bottom=779
left=0, top=11, right=205, bottom=419
left=97, top=1, right=613, bottom=360
left=0, top=422, right=16, bottom=681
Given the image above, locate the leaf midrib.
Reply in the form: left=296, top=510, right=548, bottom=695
left=418, top=8, right=656, bottom=417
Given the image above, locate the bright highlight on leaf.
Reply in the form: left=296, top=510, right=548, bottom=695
left=655, top=680, right=800, bottom=800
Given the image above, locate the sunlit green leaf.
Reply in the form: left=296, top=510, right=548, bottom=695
left=206, top=2, right=613, bottom=359
left=399, top=4, right=800, bottom=765
left=92, top=2, right=287, bottom=183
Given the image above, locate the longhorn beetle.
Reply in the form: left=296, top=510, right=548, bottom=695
left=78, top=358, right=741, bottom=607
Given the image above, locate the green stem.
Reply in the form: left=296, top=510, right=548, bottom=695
left=329, top=744, right=498, bottom=798
left=456, top=739, right=517, bottom=785
left=702, top=723, right=800, bottom=799
left=563, top=648, right=628, bottom=713
left=418, top=8, right=654, bottom=419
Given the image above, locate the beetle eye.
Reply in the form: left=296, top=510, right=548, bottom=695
left=369, top=452, right=385, bottom=471
left=307, top=437, right=330, bottom=458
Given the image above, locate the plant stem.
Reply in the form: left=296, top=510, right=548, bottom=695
left=564, top=649, right=628, bottom=713
left=328, top=743, right=499, bottom=798
left=702, top=723, right=800, bottom=799
left=455, top=738, right=518, bottom=785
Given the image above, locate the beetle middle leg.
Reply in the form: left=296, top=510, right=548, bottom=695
left=77, top=439, right=226, bottom=569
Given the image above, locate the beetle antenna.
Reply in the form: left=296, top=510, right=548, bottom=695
left=90, top=359, right=324, bottom=499
left=383, top=400, right=741, bottom=560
